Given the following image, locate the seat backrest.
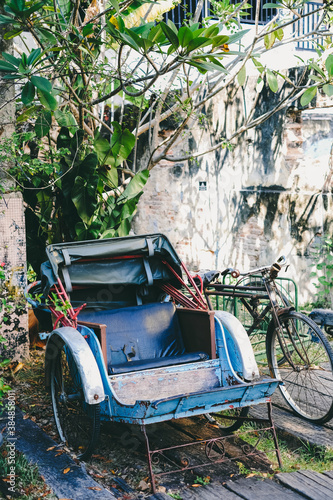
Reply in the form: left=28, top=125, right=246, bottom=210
left=78, top=302, right=185, bottom=365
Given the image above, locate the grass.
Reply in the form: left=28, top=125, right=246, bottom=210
left=0, top=442, right=57, bottom=499
left=237, top=422, right=333, bottom=476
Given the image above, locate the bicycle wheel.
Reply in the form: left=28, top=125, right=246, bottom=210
left=206, top=407, right=249, bottom=432
left=266, top=311, right=333, bottom=423
left=50, top=344, right=100, bottom=460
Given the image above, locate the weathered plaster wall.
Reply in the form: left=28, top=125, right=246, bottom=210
left=133, top=71, right=333, bottom=305
left=0, top=29, right=29, bottom=361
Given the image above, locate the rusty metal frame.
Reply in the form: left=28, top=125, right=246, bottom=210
left=141, top=401, right=282, bottom=494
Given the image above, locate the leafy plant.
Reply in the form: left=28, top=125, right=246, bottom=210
left=310, top=236, right=333, bottom=308
left=0, top=0, right=333, bottom=272
left=193, top=475, right=211, bottom=485
left=0, top=264, right=11, bottom=402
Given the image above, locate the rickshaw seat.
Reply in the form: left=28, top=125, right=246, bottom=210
left=78, top=302, right=209, bottom=374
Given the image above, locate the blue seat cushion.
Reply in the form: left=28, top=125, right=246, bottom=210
left=110, top=352, right=209, bottom=374
left=78, top=302, right=208, bottom=374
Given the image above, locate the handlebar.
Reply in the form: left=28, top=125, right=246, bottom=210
left=196, top=256, right=287, bottom=288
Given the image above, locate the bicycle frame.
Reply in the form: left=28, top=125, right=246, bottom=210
left=204, top=268, right=309, bottom=370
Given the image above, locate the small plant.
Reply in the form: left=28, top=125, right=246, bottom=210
left=193, top=475, right=211, bottom=485
left=310, top=235, right=333, bottom=308
left=0, top=264, right=11, bottom=402
left=0, top=444, right=55, bottom=498
left=169, top=493, right=183, bottom=500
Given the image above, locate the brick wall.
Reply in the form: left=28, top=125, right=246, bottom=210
left=133, top=73, right=333, bottom=305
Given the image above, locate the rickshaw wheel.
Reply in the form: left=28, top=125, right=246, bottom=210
left=50, top=345, right=100, bottom=460
left=206, top=407, right=249, bottom=432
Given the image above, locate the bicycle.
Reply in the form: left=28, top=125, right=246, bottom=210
left=201, top=257, right=333, bottom=424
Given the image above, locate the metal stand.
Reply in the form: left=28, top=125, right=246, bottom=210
left=141, top=402, right=282, bottom=494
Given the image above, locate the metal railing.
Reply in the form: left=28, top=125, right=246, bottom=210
left=293, top=2, right=328, bottom=50
left=163, top=0, right=277, bottom=28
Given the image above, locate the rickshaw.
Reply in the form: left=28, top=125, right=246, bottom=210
left=27, top=233, right=281, bottom=491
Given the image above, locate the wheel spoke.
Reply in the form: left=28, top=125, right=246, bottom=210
left=267, top=311, right=333, bottom=423
left=50, top=345, right=100, bottom=460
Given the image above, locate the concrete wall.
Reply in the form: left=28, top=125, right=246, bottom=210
left=0, top=29, right=29, bottom=361
left=133, top=71, right=333, bottom=306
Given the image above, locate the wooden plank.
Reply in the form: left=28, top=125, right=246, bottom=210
left=249, top=404, right=333, bottom=448
left=226, top=477, right=306, bottom=499
left=110, top=363, right=220, bottom=405
left=276, top=471, right=333, bottom=500
left=323, top=470, right=333, bottom=480
left=298, top=470, right=333, bottom=490
left=180, top=482, right=245, bottom=499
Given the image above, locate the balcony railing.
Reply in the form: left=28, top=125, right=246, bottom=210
left=163, top=0, right=277, bottom=28
left=293, top=2, right=327, bottom=51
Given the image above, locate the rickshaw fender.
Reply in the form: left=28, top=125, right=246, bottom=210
left=45, top=327, right=105, bottom=405
left=214, top=311, right=259, bottom=381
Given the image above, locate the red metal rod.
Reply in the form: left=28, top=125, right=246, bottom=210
left=181, top=262, right=208, bottom=309
left=162, top=261, right=206, bottom=309
left=160, top=284, right=198, bottom=309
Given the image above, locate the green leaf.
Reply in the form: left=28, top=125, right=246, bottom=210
left=211, top=35, right=229, bottom=48
left=178, top=26, right=193, bottom=48
left=16, top=105, right=36, bottom=123
left=0, top=60, right=17, bottom=72
left=36, top=28, right=57, bottom=45
left=300, top=86, right=317, bottom=106
left=325, top=54, right=333, bottom=77
left=202, top=24, right=219, bottom=38
left=323, top=83, right=333, bottom=97
left=110, top=122, right=135, bottom=166
left=160, top=22, right=179, bottom=49
left=227, top=29, right=250, bottom=45
left=35, top=111, right=52, bottom=138
left=256, top=77, right=264, bottom=93
left=37, top=89, right=57, bottom=111
left=2, top=52, right=20, bottom=67
left=267, top=69, right=278, bottom=93
left=21, top=81, right=35, bottom=105
left=8, top=0, right=25, bottom=13
left=148, top=24, right=164, bottom=44
left=77, top=153, right=98, bottom=178
left=252, top=57, right=264, bottom=74
left=118, top=169, right=149, bottom=203
left=82, top=23, right=94, bottom=37
left=31, top=75, right=52, bottom=93
left=187, top=37, right=211, bottom=52
left=264, top=32, right=275, bottom=50
left=100, top=166, right=118, bottom=188
left=54, top=109, right=78, bottom=132
left=167, top=19, right=178, bottom=34
left=71, top=176, right=98, bottom=223
left=263, top=2, right=282, bottom=8
left=116, top=218, right=131, bottom=237
left=27, top=48, right=42, bottom=67
left=309, top=61, right=326, bottom=78
left=0, top=14, right=14, bottom=24
left=275, top=27, right=284, bottom=41
left=4, top=29, right=23, bottom=40
left=237, top=65, right=246, bottom=86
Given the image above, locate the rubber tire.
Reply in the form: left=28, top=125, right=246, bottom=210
left=50, top=344, right=100, bottom=460
left=206, top=407, right=250, bottom=432
left=266, top=311, right=333, bottom=424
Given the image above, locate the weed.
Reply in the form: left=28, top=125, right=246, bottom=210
left=237, top=423, right=333, bottom=474
left=169, top=493, right=183, bottom=500
left=0, top=443, right=56, bottom=498
left=193, top=475, right=210, bottom=485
